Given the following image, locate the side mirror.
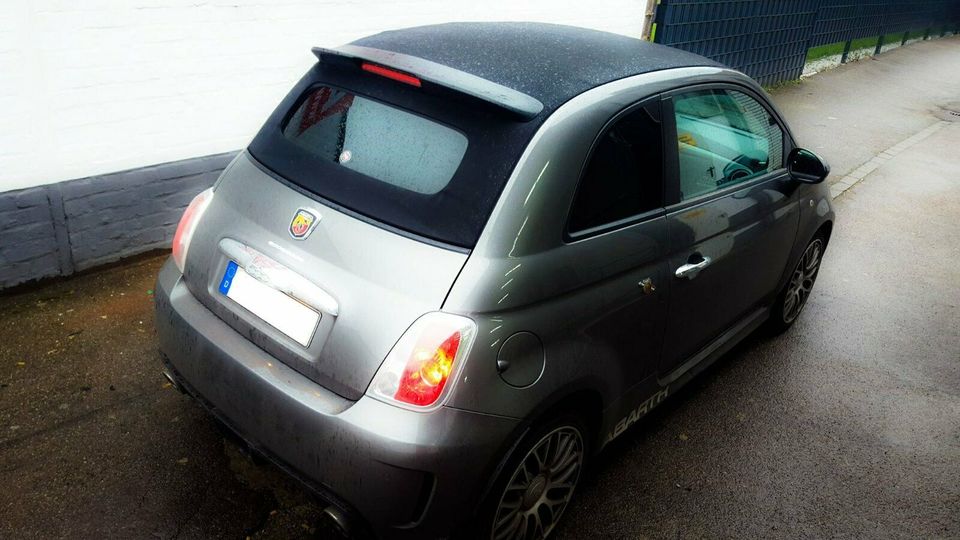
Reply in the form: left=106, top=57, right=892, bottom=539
left=787, top=148, right=830, bottom=184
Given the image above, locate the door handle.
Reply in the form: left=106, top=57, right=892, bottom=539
left=675, top=255, right=712, bottom=280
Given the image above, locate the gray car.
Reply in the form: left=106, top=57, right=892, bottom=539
left=154, top=22, right=835, bottom=539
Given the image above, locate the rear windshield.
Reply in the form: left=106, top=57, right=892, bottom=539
left=248, top=65, right=539, bottom=249
left=283, top=86, right=468, bottom=195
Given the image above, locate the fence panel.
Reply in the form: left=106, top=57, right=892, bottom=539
left=654, top=0, right=960, bottom=85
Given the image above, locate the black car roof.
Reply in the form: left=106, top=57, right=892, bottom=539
left=249, top=23, right=723, bottom=249
left=350, top=22, right=722, bottom=114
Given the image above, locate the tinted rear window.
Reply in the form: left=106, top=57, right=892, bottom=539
left=283, top=86, right=468, bottom=195
left=248, top=65, right=539, bottom=249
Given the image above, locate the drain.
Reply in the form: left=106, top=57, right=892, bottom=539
left=936, top=104, right=960, bottom=122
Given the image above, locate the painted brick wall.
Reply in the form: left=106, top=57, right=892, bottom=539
left=0, top=152, right=235, bottom=289
left=0, top=188, right=62, bottom=288
left=1, top=1, right=645, bottom=193
left=0, top=1, right=645, bottom=289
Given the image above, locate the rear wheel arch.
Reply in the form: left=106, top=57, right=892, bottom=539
left=472, top=387, right=603, bottom=508
left=466, top=388, right=601, bottom=538
left=531, top=389, right=604, bottom=451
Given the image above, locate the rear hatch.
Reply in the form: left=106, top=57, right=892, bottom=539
left=180, top=52, right=538, bottom=400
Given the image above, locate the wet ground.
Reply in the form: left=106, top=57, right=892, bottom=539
left=0, top=254, right=338, bottom=539
left=2, top=37, right=959, bottom=540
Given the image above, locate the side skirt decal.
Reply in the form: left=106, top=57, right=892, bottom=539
left=604, top=386, right=669, bottom=444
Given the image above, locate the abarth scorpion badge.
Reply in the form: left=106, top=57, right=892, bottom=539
left=289, top=208, right=320, bottom=240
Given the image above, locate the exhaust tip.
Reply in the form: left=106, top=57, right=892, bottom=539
left=162, top=369, right=185, bottom=394
left=322, top=505, right=351, bottom=535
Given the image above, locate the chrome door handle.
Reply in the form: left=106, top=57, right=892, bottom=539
left=675, top=256, right=712, bottom=280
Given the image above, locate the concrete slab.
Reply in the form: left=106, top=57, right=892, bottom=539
left=771, top=35, right=960, bottom=181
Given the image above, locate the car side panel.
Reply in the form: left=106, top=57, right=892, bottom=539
left=443, top=68, right=736, bottom=423
left=659, top=173, right=801, bottom=371
left=443, top=67, right=826, bottom=446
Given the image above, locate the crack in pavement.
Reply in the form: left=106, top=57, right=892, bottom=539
left=0, top=387, right=164, bottom=450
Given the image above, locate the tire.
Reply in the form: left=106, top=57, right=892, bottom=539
left=473, top=414, right=588, bottom=540
left=766, top=234, right=826, bottom=335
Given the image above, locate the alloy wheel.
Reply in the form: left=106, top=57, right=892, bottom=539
left=782, top=238, right=823, bottom=324
left=491, top=426, right=584, bottom=540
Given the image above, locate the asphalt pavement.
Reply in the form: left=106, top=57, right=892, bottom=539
left=1, top=37, right=959, bottom=539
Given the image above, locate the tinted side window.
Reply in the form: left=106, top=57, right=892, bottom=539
left=568, top=104, right=663, bottom=234
left=674, top=89, right=784, bottom=201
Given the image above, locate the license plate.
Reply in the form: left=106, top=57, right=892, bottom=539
left=218, top=261, right=320, bottom=346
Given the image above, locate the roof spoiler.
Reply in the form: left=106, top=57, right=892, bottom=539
left=312, top=45, right=544, bottom=121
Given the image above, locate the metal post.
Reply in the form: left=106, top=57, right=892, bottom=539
left=874, top=35, right=884, bottom=55
left=923, top=27, right=930, bottom=40
left=840, top=40, right=852, bottom=63
left=641, top=0, right=659, bottom=41
left=901, top=30, right=909, bottom=46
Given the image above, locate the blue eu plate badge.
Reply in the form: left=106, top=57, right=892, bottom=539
left=219, top=261, right=239, bottom=295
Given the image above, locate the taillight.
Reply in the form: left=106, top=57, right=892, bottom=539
left=172, top=188, right=213, bottom=273
left=368, top=313, right=476, bottom=410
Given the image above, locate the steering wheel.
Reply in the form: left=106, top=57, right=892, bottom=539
left=719, top=161, right=753, bottom=185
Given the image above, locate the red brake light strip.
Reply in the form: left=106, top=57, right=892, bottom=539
left=361, top=62, right=422, bottom=87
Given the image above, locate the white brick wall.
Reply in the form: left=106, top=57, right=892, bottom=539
left=0, top=0, right=645, bottom=193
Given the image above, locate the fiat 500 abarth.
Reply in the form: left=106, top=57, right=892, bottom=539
left=155, top=22, right=834, bottom=539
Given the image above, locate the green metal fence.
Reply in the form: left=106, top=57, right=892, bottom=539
left=652, top=0, right=960, bottom=85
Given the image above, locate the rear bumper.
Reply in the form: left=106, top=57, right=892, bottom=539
left=154, top=258, right=519, bottom=538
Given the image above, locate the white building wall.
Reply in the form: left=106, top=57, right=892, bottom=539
left=0, top=0, right=645, bottom=193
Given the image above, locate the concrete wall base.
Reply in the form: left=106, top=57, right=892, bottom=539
left=0, top=152, right=236, bottom=290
